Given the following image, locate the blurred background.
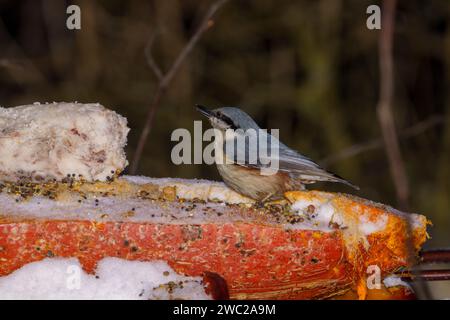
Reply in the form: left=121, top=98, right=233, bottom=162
left=0, top=0, right=448, bottom=253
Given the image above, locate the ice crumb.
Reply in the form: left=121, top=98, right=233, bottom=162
left=0, top=257, right=211, bottom=300
left=383, top=275, right=411, bottom=290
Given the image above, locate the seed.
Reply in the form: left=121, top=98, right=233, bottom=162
left=306, top=205, right=315, bottom=214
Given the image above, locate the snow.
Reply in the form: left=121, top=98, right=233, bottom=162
left=0, top=257, right=211, bottom=300
left=358, top=213, right=388, bottom=235
left=383, top=275, right=411, bottom=290
left=0, top=175, right=426, bottom=234
left=291, top=199, right=340, bottom=232
left=291, top=198, right=390, bottom=235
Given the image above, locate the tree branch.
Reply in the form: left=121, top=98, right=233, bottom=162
left=130, top=0, right=229, bottom=174
left=376, top=0, right=409, bottom=209
left=319, top=115, right=444, bottom=166
left=144, top=30, right=163, bottom=81
left=376, top=0, right=432, bottom=299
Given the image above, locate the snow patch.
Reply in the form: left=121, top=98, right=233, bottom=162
left=358, top=213, right=388, bottom=235
left=291, top=199, right=343, bottom=232
left=291, top=198, right=391, bottom=235
left=383, top=275, right=411, bottom=290
left=0, top=257, right=211, bottom=300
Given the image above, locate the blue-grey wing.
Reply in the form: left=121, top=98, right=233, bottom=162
left=224, top=132, right=358, bottom=189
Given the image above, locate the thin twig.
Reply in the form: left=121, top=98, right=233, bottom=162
left=130, top=0, right=229, bottom=174
left=320, top=115, right=444, bottom=166
left=145, top=30, right=163, bottom=81
left=376, top=0, right=431, bottom=299
left=0, top=19, right=46, bottom=83
left=377, top=0, right=410, bottom=209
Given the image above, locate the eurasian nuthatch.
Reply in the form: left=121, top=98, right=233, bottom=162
left=197, top=105, right=358, bottom=202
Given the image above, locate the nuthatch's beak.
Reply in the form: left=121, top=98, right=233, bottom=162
left=196, top=105, right=215, bottom=118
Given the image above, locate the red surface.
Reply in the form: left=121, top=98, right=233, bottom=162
left=0, top=220, right=353, bottom=299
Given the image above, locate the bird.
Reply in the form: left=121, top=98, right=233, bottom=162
left=196, top=105, right=359, bottom=203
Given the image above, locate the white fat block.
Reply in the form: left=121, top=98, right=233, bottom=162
left=0, top=102, right=129, bottom=182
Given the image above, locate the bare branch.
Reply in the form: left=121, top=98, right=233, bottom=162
left=130, top=0, right=229, bottom=174
left=159, top=0, right=227, bottom=89
left=145, top=30, right=163, bottom=81
left=320, top=115, right=445, bottom=166
left=376, top=0, right=409, bottom=209
left=377, top=0, right=431, bottom=300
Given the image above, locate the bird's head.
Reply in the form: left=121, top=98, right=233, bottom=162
left=196, top=105, right=260, bottom=132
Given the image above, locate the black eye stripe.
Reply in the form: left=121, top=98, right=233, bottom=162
left=216, top=112, right=237, bottom=129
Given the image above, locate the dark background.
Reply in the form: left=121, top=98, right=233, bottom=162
left=0, top=0, right=448, bottom=249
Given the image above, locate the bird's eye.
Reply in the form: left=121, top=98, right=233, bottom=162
left=216, top=112, right=237, bottom=129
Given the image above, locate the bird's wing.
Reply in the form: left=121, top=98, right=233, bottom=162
left=278, top=150, right=355, bottom=184
left=224, top=132, right=359, bottom=190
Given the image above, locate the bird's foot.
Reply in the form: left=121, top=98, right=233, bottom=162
left=254, top=201, right=265, bottom=209
left=254, top=193, right=276, bottom=209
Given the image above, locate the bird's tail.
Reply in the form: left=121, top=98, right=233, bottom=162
left=327, top=172, right=360, bottom=190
